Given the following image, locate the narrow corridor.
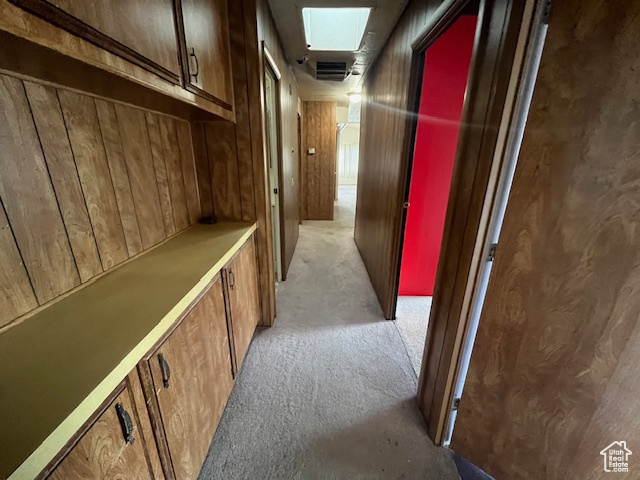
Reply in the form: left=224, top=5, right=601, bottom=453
left=200, top=186, right=460, bottom=479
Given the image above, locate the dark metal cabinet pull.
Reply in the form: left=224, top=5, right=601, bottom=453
left=115, top=403, right=135, bottom=445
left=228, top=269, right=235, bottom=290
left=158, top=353, right=171, bottom=388
left=189, top=47, right=199, bottom=82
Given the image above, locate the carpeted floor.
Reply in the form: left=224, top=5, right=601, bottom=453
left=199, top=186, right=460, bottom=480
left=395, top=296, right=432, bottom=376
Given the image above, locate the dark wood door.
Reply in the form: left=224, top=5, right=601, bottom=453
left=226, top=236, right=261, bottom=372
left=148, top=276, right=233, bottom=480
left=48, top=387, right=153, bottom=480
left=11, top=0, right=181, bottom=83
left=178, top=0, right=234, bottom=110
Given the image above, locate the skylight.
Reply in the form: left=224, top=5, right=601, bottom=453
left=302, top=7, right=371, bottom=51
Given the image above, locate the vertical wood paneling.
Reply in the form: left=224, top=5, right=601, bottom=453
left=1, top=74, right=205, bottom=329
left=95, top=100, right=144, bottom=256
left=176, top=120, right=201, bottom=224
left=59, top=90, right=129, bottom=270
left=190, top=122, right=214, bottom=219
left=206, top=122, right=242, bottom=220
left=0, top=75, right=80, bottom=303
left=157, top=115, right=190, bottom=231
left=228, top=0, right=256, bottom=222
left=0, top=202, right=38, bottom=327
left=145, top=112, right=176, bottom=236
left=114, top=104, right=166, bottom=248
left=453, top=0, right=640, bottom=478
left=24, top=81, right=103, bottom=283
left=303, top=101, right=336, bottom=220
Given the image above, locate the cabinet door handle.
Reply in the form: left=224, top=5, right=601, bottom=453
left=189, top=47, right=199, bottom=83
left=229, top=269, right=235, bottom=290
left=158, top=353, right=171, bottom=389
left=115, top=403, right=135, bottom=445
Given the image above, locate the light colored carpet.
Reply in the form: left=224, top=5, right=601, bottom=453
left=199, top=186, right=459, bottom=480
left=395, top=296, right=432, bottom=376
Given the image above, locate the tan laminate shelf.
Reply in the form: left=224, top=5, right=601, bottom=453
left=0, top=221, right=256, bottom=480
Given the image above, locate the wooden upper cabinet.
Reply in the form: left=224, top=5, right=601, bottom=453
left=226, top=236, right=261, bottom=372
left=11, top=0, right=181, bottom=84
left=48, top=386, right=153, bottom=480
left=176, top=0, right=234, bottom=110
left=147, top=276, right=233, bottom=480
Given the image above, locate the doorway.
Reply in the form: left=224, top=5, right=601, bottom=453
left=395, top=12, right=478, bottom=377
left=264, top=51, right=284, bottom=283
left=389, top=0, right=547, bottom=446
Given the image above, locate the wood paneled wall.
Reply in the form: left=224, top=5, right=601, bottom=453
left=256, top=0, right=301, bottom=280
left=302, top=101, right=337, bottom=221
left=452, top=1, right=640, bottom=478
left=354, top=0, right=445, bottom=318
left=0, top=73, right=200, bottom=329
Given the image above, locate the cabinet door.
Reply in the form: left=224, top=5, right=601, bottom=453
left=148, top=277, right=233, bottom=480
left=12, top=0, right=181, bottom=83
left=226, top=236, right=261, bottom=372
left=48, top=387, right=153, bottom=480
left=179, top=0, right=234, bottom=109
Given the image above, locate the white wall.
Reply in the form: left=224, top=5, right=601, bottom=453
left=338, top=123, right=360, bottom=185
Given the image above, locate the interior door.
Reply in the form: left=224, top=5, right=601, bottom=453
left=149, top=277, right=233, bottom=480
left=226, top=237, right=261, bottom=372
left=180, top=0, right=234, bottom=109
left=264, top=65, right=283, bottom=282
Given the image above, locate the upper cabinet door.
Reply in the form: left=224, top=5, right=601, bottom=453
left=12, top=0, right=181, bottom=83
left=177, top=0, right=234, bottom=110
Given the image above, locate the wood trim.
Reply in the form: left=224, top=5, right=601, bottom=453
left=137, top=362, right=176, bottom=480
left=8, top=0, right=180, bottom=85
left=263, top=45, right=281, bottom=80
left=184, top=83, right=233, bottom=111
left=411, top=0, right=471, bottom=52
left=415, top=0, right=531, bottom=444
left=34, top=381, right=127, bottom=479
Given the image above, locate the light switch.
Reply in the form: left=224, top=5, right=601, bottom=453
left=307, top=147, right=315, bottom=155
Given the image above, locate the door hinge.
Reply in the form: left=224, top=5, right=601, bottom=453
left=452, top=397, right=461, bottom=411
left=487, top=243, right=497, bottom=262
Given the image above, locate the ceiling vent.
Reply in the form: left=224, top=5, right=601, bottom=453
left=315, top=61, right=348, bottom=81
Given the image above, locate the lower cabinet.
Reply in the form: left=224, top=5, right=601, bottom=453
left=44, top=234, right=260, bottom=480
left=224, top=235, right=261, bottom=373
left=144, top=274, right=233, bottom=480
left=48, top=375, right=162, bottom=479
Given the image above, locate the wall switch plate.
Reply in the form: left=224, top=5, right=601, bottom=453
left=307, top=147, right=315, bottom=155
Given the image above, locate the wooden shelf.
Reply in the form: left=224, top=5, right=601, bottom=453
left=0, top=221, right=256, bottom=480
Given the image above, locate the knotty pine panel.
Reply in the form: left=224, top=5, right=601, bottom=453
left=145, top=112, right=177, bottom=236
left=0, top=203, right=37, bottom=327
left=303, top=101, right=336, bottom=221
left=0, top=74, right=202, bottom=330
left=59, top=89, right=130, bottom=270
left=206, top=121, right=243, bottom=220
left=0, top=75, right=80, bottom=304
left=176, top=120, right=201, bottom=225
left=24, top=81, right=103, bottom=283
left=157, top=115, right=191, bottom=232
left=452, top=0, right=640, bottom=478
left=114, top=104, right=167, bottom=249
left=95, top=100, right=144, bottom=256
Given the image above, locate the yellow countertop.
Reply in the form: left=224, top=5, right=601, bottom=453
left=0, top=222, right=257, bottom=480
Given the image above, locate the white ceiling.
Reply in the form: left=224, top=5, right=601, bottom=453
left=268, top=0, right=409, bottom=106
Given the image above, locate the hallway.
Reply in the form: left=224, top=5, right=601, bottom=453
left=199, top=186, right=459, bottom=479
